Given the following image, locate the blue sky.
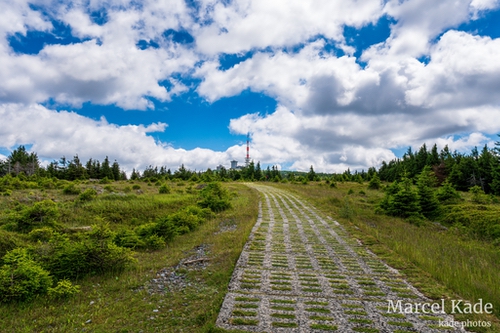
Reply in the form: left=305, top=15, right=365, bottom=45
left=1, top=0, right=500, bottom=173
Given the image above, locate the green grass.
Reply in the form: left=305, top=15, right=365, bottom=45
left=0, top=182, right=260, bottom=333
left=349, top=318, right=373, bottom=324
left=310, top=323, right=338, bottom=330
left=271, top=299, right=295, bottom=304
left=271, top=313, right=296, bottom=319
left=305, top=301, right=329, bottom=306
left=232, top=310, right=257, bottom=317
left=270, top=306, right=295, bottom=311
left=310, top=315, right=335, bottom=321
left=235, top=297, right=259, bottom=302
left=272, top=322, right=298, bottom=328
left=230, top=318, right=259, bottom=326
left=306, top=307, right=330, bottom=313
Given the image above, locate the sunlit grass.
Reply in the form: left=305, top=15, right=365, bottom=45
left=0, top=183, right=259, bottom=333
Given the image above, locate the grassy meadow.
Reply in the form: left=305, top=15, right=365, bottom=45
left=1, top=177, right=500, bottom=332
left=0, top=179, right=258, bottom=333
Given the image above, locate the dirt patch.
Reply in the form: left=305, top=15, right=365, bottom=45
left=141, top=244, right=211, bottom=294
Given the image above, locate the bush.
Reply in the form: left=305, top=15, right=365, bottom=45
left=78, top=188, right=97, bottom=202
left=380, top=178, right=421, bottom=218
left=167, top=207, right=205, bottom=234
left=368, top=174, right=381, bottom=190
left=144, top=235, right=166, bottom=250
left=0, top=248, right=52, bottom=303
left=104, top=185, right=115, bottom=192
left=132, top=184, right=141, bottom=190
left=114, top=229, right=144, bottom=249
left=28, top=227, right=54, bottom=242
left=198, top=182, right=231, bottom=212
left=0, top=230, right=22, bottom=258
left=151, top=219, right=178, bottom=242
left=436, top=180, right=461, bottom=203
left=441, top=205, right=500, bottom=241
left=469, top=186, right=489, bottom=204
left=339, top=197, right=355, bottom=220
left=158, top=184, right=171, bottom=194
left=14, top=200, right=60, bottom=233
left=99, top=177, right=112, bottom=184
left=37, top=225, right=135, bottom=280
left=47, top=279, right=80, bottom=299
left=62, top=183, right=81, bottom=195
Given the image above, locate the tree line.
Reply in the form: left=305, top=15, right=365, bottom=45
left=1, top=135, right=499, bottom=194
left=0, top=146, right=290, bottom=183
left=0, top=146, right=127, bottom=181
left=377, top=137, right=500, bottom=195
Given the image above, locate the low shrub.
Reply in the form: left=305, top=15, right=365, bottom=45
left=36, top=225, right=136, bottom=280
left=440, top=204, right=500, bottom=241
left=114, top=228, right=144, bottom=249
left=99, top=177, right=112, bottom=184
left=198, top=182, right=231, bottom=212
left=144, top=234, right=166, bottom=250
left=158, top=184, right=171, bottom=194
left=12, top=200, right=60, bottom=233
left=47, top=279, right=80, bottom=299
left=62, top=183, right=81, bottom=195
left=0, top=230, right=22, bottom=258
left=169, top=209, right=204, bottom=234
left=28, top=227, right=54, bottom=242
left=436, top=180, right=461, bottom=203
left=78, top=188, right=97, bottom=202
left=0, top=248, right=52, bottom=303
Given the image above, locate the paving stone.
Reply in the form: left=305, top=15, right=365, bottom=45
left=217, top=185, right=469, bottom=332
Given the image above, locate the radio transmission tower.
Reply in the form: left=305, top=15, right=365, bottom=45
left=245, top=132, right=251, bottom=167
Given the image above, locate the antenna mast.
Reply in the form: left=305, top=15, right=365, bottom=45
left=245, top=132, right=250, bottom=166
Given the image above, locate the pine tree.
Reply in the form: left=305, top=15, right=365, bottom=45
left=255, top=162, right=262, bottom=181
left=436, top=179, right=461, bottom=203
left=100, top=156, right=113, bottom=179
left=478, top=145, right=493, bottom=193
left=491, top=135, right=500, bottom=195
left=427, top=144, right=440, bottom=166
left=111, top=160, right=121, bottom=181
left=368, top=173, right=381, bottom=190
left=382, top=178, right=421, bottom=218
left=417, top=166, right=440, bottom=220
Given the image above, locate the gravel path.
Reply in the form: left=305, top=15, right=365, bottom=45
left=216, top=185, right=469, bottom=333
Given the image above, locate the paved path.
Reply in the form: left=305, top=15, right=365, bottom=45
left=216, top=185, right=467, bottom=332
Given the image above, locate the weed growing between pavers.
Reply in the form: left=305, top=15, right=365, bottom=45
left=217, top=185, right=473, bottom=332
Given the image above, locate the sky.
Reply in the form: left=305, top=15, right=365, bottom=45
left=1, top=0, right=500, bottom=173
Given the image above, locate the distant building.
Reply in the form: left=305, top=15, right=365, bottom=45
left=230, top=160, right=238, bottom=169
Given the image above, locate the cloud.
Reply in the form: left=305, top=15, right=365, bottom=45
left=0, top=0, right=197, bottom=109
left=193, top=0, right=384, bottom=55
left=2, top=0, right=500, bottom=174
left=0, top=103, right=239, bottom=172
left=404, top=31, right=500, bottom=109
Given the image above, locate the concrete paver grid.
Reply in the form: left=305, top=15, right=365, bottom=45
left=216, top=185, right=467, bottom=333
